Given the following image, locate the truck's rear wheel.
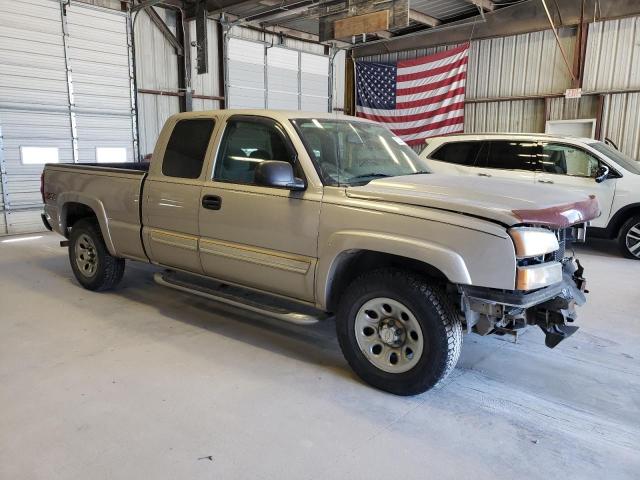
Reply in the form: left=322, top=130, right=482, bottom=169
left=68, top=218, right=125, bottom=291
left=619, top=215, right=640, bottom=259
left=336, top=269, right=462, bottom=396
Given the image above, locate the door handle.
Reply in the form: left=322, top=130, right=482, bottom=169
left=478, top=173, right=492, bottom=177
left=202, top=195, right=222, bottom=210
left=538, top=179, right=554, bottom=184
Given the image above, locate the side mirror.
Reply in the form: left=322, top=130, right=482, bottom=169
left=254, top=160, right=305, bottom=191
left=595, top=164, right=609, bottom=183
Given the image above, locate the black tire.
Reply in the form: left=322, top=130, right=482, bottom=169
left=68, top=218, right=125, bottom=291
left=618, top=215, right=640, bottom=260
left=336, top=269, right=462, bottom=396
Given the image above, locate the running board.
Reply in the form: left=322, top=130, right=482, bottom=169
left=153, top=271, right=322, bottom=325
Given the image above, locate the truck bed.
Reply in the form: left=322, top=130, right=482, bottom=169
left=43, top=162, right=150, bottom=262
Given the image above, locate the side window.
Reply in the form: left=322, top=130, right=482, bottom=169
left=162, top=119, right=215, bottom=179
left=430, top=141, right=485, bottom=166
left=484, top=141, right=539, bottom=171
left=214, top=118, right=295, bottom=185
left=541, top=143, right=600, bottom=177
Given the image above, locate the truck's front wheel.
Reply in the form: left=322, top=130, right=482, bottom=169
left=68, top=218, right=125, bottom=291
left=336, top=269, right=462, bottom=395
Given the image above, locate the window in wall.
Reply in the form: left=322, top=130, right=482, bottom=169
left=482, top=141, right=539, bottom=170
left=540, top=143, right=600, bottom=177
left=96, top=147, right=127, bottom=163
left=214, top=118, right=295, bottom=185
left=20, top=147, right=59, bottom=165
left=162, top=119, right=215, bottom=179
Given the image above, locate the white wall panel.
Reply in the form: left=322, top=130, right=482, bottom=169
left=227, top=37, right=265, bottom=109
left=584, top=17, right=640, bottom=92
left=66, top=3, right=136, bottom=163
left=0, top=0, right=72, bottom=234
left=601, top=92, right=640, bottom=161
left=267, top=47, right=299, bottom=110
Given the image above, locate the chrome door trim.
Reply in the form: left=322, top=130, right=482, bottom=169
left=149, top=228, right=198, bottom=251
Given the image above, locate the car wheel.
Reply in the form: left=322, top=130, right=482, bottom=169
left=336, top=269, right=463, bottom=396
left=619, top=215, right=640, bottom=260
left=68, top=218, right=125, bottom=290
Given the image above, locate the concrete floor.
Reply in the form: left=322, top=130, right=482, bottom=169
left=0, top=233, right=639, bottom=480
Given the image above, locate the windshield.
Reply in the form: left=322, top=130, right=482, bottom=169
left=590, top=142, right=640, bottom=174
left=291, top=118, right=431, bottom=185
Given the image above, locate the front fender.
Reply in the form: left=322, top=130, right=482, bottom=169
left=56, top=192, right=117, bottom=256
left=317, top=230, right=472, bottom=309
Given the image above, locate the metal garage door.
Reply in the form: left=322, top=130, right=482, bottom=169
left=0, top=0, right=136, bottom=235
left=226, top=37, right=329, bottom=112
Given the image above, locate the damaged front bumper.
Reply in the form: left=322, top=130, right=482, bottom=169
left=459, top=259, right=587, bottom=348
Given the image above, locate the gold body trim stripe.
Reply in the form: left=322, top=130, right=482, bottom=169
left=199, top=238, right=312, bottom=274
left=150, top=229, right=198, bottom=251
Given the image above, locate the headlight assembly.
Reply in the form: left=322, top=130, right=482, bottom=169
left=509, top=227, right=559, bottom=259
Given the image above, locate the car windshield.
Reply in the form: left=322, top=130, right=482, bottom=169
left=291, top=118, right=431, bottom=185
left=590, top=141, right=640, bottom=174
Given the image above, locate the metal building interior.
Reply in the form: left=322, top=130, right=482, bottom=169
left=0, top=0, right=639, bottom=478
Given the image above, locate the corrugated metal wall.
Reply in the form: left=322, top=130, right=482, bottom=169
left=358, top=17, right=640, bottom=162
left=188, top=19, right=223, bottom=111
left=465, top=99, right=545, bottom=133
left=465, top=28, right=576, bottom=99
left=134, top=7, right=180, bottom=156
left=583, top=16, right=640, bottom=92
left=601, top=92, right=640, bottom=161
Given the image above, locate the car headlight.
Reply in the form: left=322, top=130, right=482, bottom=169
left=509, top=227, right=559, bottom=259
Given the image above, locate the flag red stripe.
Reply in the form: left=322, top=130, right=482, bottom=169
left=357, top=102, right=466, bottom=124
left=397, top=57, right=468, bottom=83
left=397, top=43, right=470, bottom=68
left=390, top=116, right=465, bottom=136
left=397, top=72, right=467, bottom=97
left=395, top=86, right=466, bottom=109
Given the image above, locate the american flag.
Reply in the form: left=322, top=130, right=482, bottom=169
left=355, top=43, right=469, bottom=146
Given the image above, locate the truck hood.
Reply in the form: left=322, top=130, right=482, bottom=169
left=346, top=174, right=600, bottom=228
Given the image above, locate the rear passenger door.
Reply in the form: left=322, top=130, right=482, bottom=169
left=475, top=140, right=539, bottom=183
left=143, top=117, right=216, bottom=274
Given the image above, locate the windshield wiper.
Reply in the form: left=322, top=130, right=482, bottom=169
left=348, top=173, right=391, bottom=181
left=407, top=170, right=431, bottom=175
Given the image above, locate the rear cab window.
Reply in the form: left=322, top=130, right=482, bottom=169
left=162, top=119, right=215, bottom=179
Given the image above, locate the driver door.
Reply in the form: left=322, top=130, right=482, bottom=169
left=198, top=115, right=322, bottom=302
left=535, top=142, right=615, bottom=228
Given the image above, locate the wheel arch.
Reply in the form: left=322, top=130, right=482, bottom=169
left=606, top=203, right=640, bottom=238
left=58, top=193, right=117, bottom=256
left=318, top=231, right=472, bottom=312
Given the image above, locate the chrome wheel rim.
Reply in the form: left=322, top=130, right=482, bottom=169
left=354, top=297, right=424, bottom=374
left=626, top=223, right=640, bottom=258
left=75, top=234, right=98, bottom=277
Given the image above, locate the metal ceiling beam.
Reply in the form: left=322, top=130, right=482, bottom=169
left=132, top=0, right=164, bottom=12
left=246, top=2, right=312, bottom=23
left=408, top=9, right=441, bottom=27
left=352, top=0, right=640, bottom=57
left=465, top=0, right=496, bottom=12
left=207, top=0, right=262, bottom=14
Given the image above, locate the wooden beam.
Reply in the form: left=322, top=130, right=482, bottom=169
left=465, top=0, right=495, bottom=12
left=408, top=9, right=441, bottom=27
left=334, top=10, right=389, bottom=38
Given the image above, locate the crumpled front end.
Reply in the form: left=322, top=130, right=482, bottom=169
left=458, top=225, right=589, bottom=348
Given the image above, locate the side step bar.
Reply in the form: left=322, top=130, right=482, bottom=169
left=154, top=271, right=322, bottom=325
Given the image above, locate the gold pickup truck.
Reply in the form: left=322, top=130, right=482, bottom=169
left=42, top=110, right=599, bottom=395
